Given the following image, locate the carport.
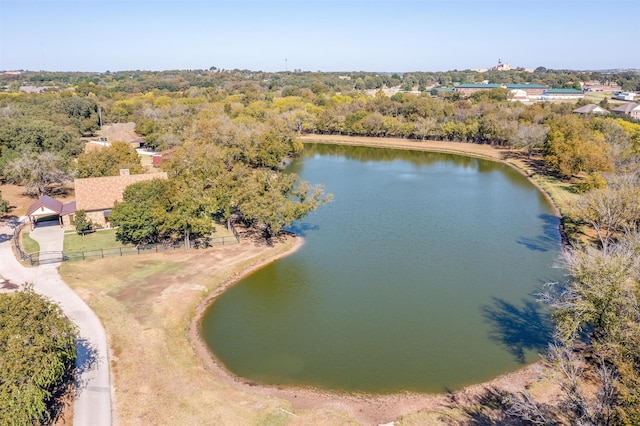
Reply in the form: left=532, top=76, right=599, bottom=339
left=25, top=195, right=76, bottom=230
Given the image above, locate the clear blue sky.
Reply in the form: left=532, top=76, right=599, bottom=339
left=1, top=0, right=638, bottom=72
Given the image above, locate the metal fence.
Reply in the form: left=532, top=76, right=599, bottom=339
left=13, top=220, right=241, bottom=266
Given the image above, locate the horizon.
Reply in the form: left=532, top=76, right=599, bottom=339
left=1, top=0, right=639, bottom=73
left=3, top=67, right=640, bottom=75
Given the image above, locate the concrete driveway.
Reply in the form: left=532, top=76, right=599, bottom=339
left=0, top=218, right=112, bottom=426
left=29, top=220, right=64, bottom=263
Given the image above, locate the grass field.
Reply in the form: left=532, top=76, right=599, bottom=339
left=21, top=232, right=40, bottom=254
left=63, top=229, right=128, bottom=252
left=63, top=224, right=234, bottom=253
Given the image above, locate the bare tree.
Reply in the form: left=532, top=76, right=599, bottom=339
left=511, top=123, right=549, bottom=159
left=570, top=174, right=640, bottom=254
left=4, top=152, right=72, bottom=197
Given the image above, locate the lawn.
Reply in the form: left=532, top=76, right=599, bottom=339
left=63, top=229, right=129, bottom=252
left=21, top=232, right=40, bottom=254
left=63, top=224, right=234, bottom=253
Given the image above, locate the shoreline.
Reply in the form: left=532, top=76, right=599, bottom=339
left=188, top=137, right=564, bottom=424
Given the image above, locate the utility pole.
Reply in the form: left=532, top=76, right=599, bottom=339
left=285, top=58, right=288, bottom=72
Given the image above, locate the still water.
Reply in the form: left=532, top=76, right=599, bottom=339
left=202, top=144, right=563, bottom=394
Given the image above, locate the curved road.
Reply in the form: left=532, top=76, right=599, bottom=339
left=0, top=219, right=112, bottom=426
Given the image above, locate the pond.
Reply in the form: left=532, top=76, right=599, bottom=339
left=201, top=143, right=563, bottom=394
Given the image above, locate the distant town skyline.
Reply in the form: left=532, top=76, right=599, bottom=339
left=1, top=0, right=639, bottom=73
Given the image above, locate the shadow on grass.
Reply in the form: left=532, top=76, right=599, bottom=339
left=482, top=297, right=553, bottom=364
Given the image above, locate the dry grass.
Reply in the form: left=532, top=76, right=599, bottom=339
left=58, top=237, right=359, bottom=425
left=0, top=183, right=75, bottom=219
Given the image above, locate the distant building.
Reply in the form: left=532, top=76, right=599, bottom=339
left=540, top=88, right=584, bottom=100
left=491, top=59, right=511, bottom=71
left=506, top=84, right=547, bottom=97
left=612, top=103, right=640, bottom=119
left=572, top=104, right=608, bottom=114
left=614, top=92, right=636, bottom=101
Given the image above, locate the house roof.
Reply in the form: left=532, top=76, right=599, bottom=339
left=544, top=88, right=583, bottom=94
left=506, top=84, right=547, bottom=89
left=74, top=172, right=168, bottom=212
left=612, top=103, right=640, bottom=113
left=26, top=195, right=76, bottom=217
left=573, top=104, right=608, bottom=114
left=455, top=84, right=503, bottom=89
left=26, top=195, right=63, bottom=216
left=61, top=201, right=77, bottom=216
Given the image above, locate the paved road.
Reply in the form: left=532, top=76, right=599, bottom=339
left=0, top=219, right=112, bottom=426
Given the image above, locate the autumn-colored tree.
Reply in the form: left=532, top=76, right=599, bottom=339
left=544, top=115, right=613, bottom=178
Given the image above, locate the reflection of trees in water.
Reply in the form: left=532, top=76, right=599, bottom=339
left=303, top=142, right=489, bottom=168
left=482, top=297, right=553, bottom=364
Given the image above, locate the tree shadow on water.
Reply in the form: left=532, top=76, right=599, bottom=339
left=285, top=222, right=320, bottom=237
left=516, top=213, right=561, bottom=252
left=482, top=297, right=553, bottom=364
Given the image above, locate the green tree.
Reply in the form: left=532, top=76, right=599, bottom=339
left=236, top=169, right=332, bottom=237
left=0, top=287, right=77, bottom=425
left=0, top=191, right=9, bottom=215
left=0, top=119, right=82, bottom=163
left=109, top=179, right=172, bottom=245
left=76, top=141, right=146, bottom=178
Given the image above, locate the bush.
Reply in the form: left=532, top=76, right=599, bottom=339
left=73, top=209, right=93, bottom=235
left=574, top=173, right=607, bottom=194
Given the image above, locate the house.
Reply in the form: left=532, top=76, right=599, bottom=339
left=73, top=171, right=168, bottom=227
left=572, top=104, right=608, bottom=114
left=25, top=195, right=76, bottom=229
left=612, top=103, right=640, bottom=119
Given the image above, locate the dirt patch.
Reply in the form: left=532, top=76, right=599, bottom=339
left=98, top=122, right=139, bottom=143
left=0, top=183, right=75, bottom=219
left=301, top=135, right=507, bottom=162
